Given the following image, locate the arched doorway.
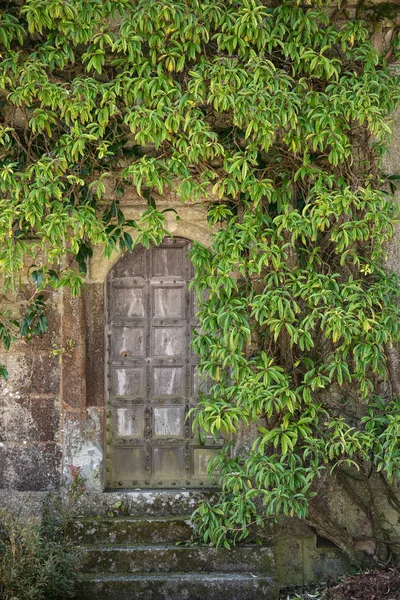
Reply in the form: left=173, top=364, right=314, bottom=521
left=105, top=237, right=221, bottom=489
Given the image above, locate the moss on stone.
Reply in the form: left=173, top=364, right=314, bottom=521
left=363, top=2, right=400, bottom=23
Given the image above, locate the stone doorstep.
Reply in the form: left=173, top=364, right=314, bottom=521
left=77, top=572, right=279, bottom=600
left=68, top=516, right=194, bottom=545
left=81, top=544, right=275, bottom=575
left=71, top=490, right=218, bottom=518
left=71, top=493, right=279, bottom=599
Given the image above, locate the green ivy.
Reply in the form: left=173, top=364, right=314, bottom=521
left=0, top=0, right=400, bottom=565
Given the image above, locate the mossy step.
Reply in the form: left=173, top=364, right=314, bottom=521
left=70, top=490, right=217, bottom=518
left=69, top=516, right=193, bottom=545
left=81, top=544, right=275, bottom=575
left=77, top=572, right=279, bottom=600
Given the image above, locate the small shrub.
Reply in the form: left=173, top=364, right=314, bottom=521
left=0, top=498, right=81, bottom=600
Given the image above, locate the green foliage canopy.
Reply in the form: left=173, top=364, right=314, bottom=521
left=1, top=0, right=400, bottom=562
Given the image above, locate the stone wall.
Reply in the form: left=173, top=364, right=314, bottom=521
left=0, top=288, right=62, bottom=491
left=0, top=188, right=212, bottom=496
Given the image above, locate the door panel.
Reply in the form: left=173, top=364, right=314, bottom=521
left=115, top=406, right=145, bottom=437
left=106, top=238, right=222, bottom=489
left=112, top=286, right=145, bottom=318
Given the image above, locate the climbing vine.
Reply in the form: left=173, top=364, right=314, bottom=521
left=1, top=0, right=400, bottom=566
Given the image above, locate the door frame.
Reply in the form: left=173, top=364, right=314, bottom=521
left=104, top=237, right=222, bottom=490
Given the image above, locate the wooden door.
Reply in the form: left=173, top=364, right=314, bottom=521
left=105, top=237, right=221, bottom=489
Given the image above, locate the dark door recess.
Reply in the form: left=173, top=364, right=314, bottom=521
left=106, top=237, right=222, bottom=489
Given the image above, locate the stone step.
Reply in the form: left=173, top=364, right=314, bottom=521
left=82, top=544, right=275, bottom=575
left=77, top=572, right=279, bottom=600
left=71, top=490, right=216, bottom=518
left=69, top=516, right=193, bottom=545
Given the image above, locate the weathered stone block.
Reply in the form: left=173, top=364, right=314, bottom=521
left=69, top=490, right=218, bottom=518
left=69, top=516, right=194, bottom=546
left=62, top=409, right=104, bottom=491
left=0, top=395, right=60, bottom=442
left=77, top=573, right=278, bottom=600
left=85, top=283, right=105, bottom=407
left=26, top=355, right=60, bottom=395
left=0, top=443, right=61, bottom=491
left=311, top=548, right=351, bottom=581
left=61, top=291, right=86, bottom=410
left=82, top=545, right=275, bottom=576
left=0, top=352, right=60, bottom=396
left=0, top=490, right=51, bottom=517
